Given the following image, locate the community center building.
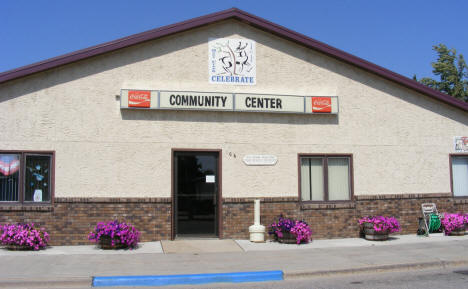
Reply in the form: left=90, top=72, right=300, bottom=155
left=1, top=8, right=467, bottom=245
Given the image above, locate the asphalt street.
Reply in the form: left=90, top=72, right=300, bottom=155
left=7, top=265, right=468, bottom=289
left=150, top=266, right=468, bottom=289
left=1, top=235, right=468, bottom=288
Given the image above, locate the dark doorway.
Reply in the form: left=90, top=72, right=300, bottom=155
left=173, top=151, right=219, bottom=237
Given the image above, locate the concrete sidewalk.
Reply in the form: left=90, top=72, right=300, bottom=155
left=1, top=234, right=468, bottom=288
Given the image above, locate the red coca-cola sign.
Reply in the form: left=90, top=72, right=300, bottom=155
left=311, top=97, right=332, bottom=113
left=128, top=90, right=151, bottom=108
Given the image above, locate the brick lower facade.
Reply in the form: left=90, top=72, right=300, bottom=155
left=1, top=193, right=467, bottom=245
left=223, top=193, right=468, bottom=240
left=0, top=198, right=172, bottom=245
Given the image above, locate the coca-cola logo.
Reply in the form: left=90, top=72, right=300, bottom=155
left=128, top=91, right=151, bottom=108
left=312, top=97, right=331, bottom=113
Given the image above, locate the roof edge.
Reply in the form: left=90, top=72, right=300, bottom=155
left=0, top=8, right=240, bottom=84
left=230, top=9, right=468, bottom=112
left=0, top=7, right=467, bottom=112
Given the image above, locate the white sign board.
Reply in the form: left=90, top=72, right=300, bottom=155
left=235, top=94, right=304, bottom=113
left=243, top=155, right=278, bottom=166
left=159, top=91, right=233, bottom=111
left=121, top=90, right=338, bottom=115
left=209, top=38, right=256, bottom=85
left=206, top=175, right=215, bottom=183
left=454, top=136, right=468, bottom=152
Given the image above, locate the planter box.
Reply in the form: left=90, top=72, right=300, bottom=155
left=277, top=232, right=297, bottom=244
left=363, top=222, right=389, bottom=241
left=5, top=244, right=34, bottom=251
left=98, top=236, right=127, bottom=250
left=448, top=228, right=466, bottom=236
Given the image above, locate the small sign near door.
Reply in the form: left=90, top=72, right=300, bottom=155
left=206, top=175, right=215, bottom=183
left=243, top=155, right=278, bottom=166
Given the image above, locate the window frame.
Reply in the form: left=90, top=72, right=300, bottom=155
left=450, top=153, right=468, bottom=198
left=0, top=150, right=55, bottom=206
left=298, top=153, right=354, bottom=203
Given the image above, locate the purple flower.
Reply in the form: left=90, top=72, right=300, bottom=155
left=358, top=216, right=401, bottom=234
left=0, top=223, right=49, bottom=250
left=88, top=220, right=140, bottom=249
left=269, top=215, right=312, bottom=244
left=441, top=213, right=465, bottom=235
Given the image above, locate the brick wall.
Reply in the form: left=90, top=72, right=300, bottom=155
left=1, top=194, right=467, bottom=245
left=222, top=197, right=299, bottom=239
left=222, top=193, right=468, bottom=240
left=0, top=197, right=171, bottom=245
left=355, top=194, right=455, bottom=236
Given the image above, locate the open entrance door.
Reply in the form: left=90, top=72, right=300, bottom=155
left=173, top=151, right=220, bottom=238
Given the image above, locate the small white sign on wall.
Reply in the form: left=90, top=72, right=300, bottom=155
left=209, top=38, right=256, bottom=85
left=206, top=175, right=215, bottom=183
left=243, top=155, right=278, bottom=166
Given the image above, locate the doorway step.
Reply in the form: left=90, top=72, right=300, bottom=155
left=161, top=239, right=243, bottom=254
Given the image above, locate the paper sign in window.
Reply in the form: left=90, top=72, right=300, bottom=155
left=33, top=189, right=42, bottom=202
left=311, top=97, right=332, bottom=113
left=128, top=90, right=151, bottom=108
left=206, top=175, right=215, bottom=183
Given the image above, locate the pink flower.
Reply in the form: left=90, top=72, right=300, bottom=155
left=358, top=216, right=400, bottom=234
left=88, top=220, right=140, bottom=249
left=269, top=216, right=312, bottom=244
left=0, top=223, right=49, bottom=250
left=441, top=213, right=465, bottom=235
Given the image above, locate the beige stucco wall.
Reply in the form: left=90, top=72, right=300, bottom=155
left=1, top=19, right=467, bottom=198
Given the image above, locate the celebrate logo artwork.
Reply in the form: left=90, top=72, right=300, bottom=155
left=209, top=38, right=256, bottom=85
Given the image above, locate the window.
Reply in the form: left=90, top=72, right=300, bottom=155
left=300, top=154, right=352, bottom=201
left=0, top=152, right=53, bottom=204
left=451, top=155, right=468, bottom=197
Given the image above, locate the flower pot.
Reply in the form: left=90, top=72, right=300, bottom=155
left=363, top=222, right=389, bottom=241
left=98, top=236, right=127, bottom=250
left=6, top=244, right=34, bottom=251
left=277, top=231, right=297, bottom=244
left=448, top=228, right=466, bottom=236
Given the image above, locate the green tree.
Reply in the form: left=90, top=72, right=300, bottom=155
left=414, top=44, right=468, bottom=102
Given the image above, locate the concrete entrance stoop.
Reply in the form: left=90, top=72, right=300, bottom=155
left=161, top=239, right=243, bottom=254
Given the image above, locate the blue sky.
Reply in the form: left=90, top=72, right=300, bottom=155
left=2, top=0, right=467, bottom=79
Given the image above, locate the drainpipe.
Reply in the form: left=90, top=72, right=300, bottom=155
left=249, top=199, right=266, bottom=242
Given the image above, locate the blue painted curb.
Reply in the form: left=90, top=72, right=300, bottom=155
left=92, top=270, right=283, bottom=287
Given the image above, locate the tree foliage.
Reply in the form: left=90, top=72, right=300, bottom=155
left=415, top=44, right=468, bottom=102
